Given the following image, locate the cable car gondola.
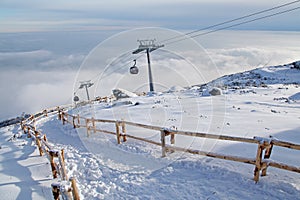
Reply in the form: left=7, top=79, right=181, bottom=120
left=73, top=95, right=79, bottom=102
left=130, top=59, right=139, bottom=74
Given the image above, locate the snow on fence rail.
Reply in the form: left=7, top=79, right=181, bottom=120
left=58, top=109, right=300, bottom=183
left=20, top=106, right=80, bottom=200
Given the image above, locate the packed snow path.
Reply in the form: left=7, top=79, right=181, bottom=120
left=0, top=126, right=53, bottom=199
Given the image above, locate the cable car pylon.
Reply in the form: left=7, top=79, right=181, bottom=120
left=132, top=39, right=164, bottom=93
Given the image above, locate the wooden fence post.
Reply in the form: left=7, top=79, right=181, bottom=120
left=161, top=130, right=166, bottom=157
left=51, top=183, right=60, bottom=200
left=86, top=119, right=90, bottom=137
left=58, top=107, right=61, bottom=121
left=62, top=112, right=65, bottom=125
left=61, top=149, right=65, bottom=163
left=261, top=142, right=273, bottom=176
left=254, top=143, right=264, bottom=183
left=72, top=116, right=76, bottom=129
left=49, top=151, right=58, bottom=179
left=27, top=126, right=31, bottom=138
left=121, top=121, right=127, bottom=142
left=21, top=123, right=26, bottom=134
left=70, top=177, right=80, bottom=200
left=20, top=120, right=24, bottom=132
left=31, top=115, right=36, bottom=132
left=261, top=162, right=268, bottom=177
left=51, top=182, right=72, bottom=200
left=115, top=122, right=121, bottom=144
left=34, top=131, right=43, bottom=156
left=77, top=114, right=80, bottom=126
left=264, top=143, right=273, bottom=159
left=22, top=124, right=27, bottom=135
left=32, top=115, right=36, bottom=124
left=92, top=117, right=96, bottom=134
left=58, top=152, right=68, bottom=181
left=170, top=133, right=175, bottom=144
left=44, top=109, right=48, bottom=117
left=43, top=134, right=47, bottom=142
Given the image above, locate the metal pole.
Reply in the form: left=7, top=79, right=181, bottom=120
left=85, top=85, right=90, bottom=101
left=146, top=48, right=154, bottom=92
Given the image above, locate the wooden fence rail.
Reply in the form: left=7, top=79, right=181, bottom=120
left=59, top=110, right=300, bottom=183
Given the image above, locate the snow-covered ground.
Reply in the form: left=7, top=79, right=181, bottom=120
left=0, top=125, right=53, bottom=199
left=1, top=62, right=300, bottom=199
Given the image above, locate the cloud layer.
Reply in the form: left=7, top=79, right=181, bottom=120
left=0, top=30, right=300, bottom=121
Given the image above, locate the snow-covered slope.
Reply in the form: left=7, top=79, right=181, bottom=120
left=200, top=61, right=300, bottom=90
left=1, top=61, right=300, bottom=199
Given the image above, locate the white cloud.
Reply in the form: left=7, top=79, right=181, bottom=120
left=0, top=69, right=77, bottom=120
left=0, top=50, right=84, bottom=70
left=207, top=47, right=300, bottom=76
left=1, top=30, right=300, bottom=121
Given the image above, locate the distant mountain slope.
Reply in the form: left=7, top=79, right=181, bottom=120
left=199, top=61, right=300, bottom=90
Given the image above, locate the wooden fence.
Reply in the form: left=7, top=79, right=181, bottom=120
left=19, top=103, right=300, bottom=200
left=59, top=109, right=300, bottom=183
left=20, top=106, right=80, bottom=200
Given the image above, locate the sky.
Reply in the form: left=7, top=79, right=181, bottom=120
left=0, top=1, right=300, bottom=120
left=1, top=0, right=300, bottom=32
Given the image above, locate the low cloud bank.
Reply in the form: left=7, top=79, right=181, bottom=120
left=1, top=30, right=299, bottom=120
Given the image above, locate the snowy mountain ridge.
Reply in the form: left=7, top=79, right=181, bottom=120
left=198, top=61, right=300, bottom=90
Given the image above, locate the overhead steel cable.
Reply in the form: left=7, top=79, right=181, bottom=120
left=160, top=0, right=300, bottom=44
left=82, top=1, right=300, bottom=88
left=164, top=6, right=300, bottom=45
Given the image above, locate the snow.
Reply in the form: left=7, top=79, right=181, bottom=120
left=1, top=62, right=300, bottom=199
left=202, top=63, right=300, bottom=90
left=168, top=86, right=185, bottom=93
left=290, top=92, right=300, bottom=101
left=0, top=126, right=53, bottom=199
left=112, top=88, right=138, bottom=100
left=253, top=136, right=273, bottom=144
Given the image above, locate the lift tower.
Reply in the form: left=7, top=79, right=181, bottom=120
left=79, top=80, right=93, bottom=101
left=132, top=39, right=163, bottom=93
